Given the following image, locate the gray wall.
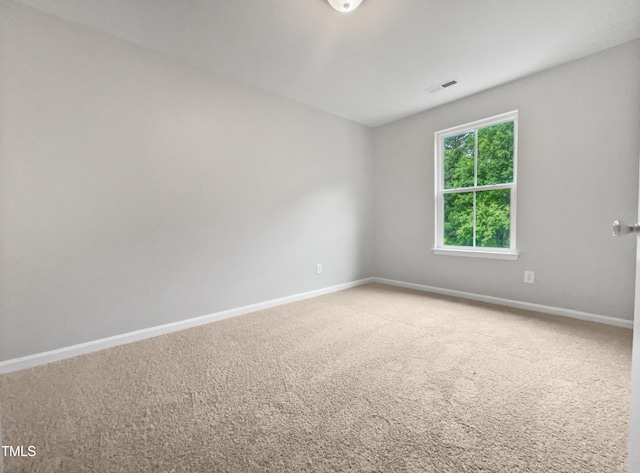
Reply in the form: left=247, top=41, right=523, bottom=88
left=2, top=3, right=639, bottom=363
left=0, top=4, right=374, bottom=361
left=372, top=39, right=640, bottom=320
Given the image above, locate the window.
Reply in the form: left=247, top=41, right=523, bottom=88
left=433, top=110, right=518, bottom=260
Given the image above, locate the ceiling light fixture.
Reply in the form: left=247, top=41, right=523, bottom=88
left=327, top=0, right=363, bottom=13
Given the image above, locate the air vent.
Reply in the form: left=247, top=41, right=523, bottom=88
left=426, top=78, right=458, bottom=94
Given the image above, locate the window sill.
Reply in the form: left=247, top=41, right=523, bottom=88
left=432, top=248, right=519, bottom=260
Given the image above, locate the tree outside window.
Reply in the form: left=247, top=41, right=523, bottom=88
left=434, top=111, right=518, bottom=259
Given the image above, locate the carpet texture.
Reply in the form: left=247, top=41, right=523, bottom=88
left=0, top=283, right=633, bottom=472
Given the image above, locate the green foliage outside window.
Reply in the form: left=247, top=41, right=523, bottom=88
left=442, top=121, right=514, bottom=248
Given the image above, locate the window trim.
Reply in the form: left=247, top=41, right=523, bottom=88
left=433, top=110, right=519, bottom=260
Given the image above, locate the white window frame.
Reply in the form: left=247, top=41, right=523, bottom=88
left=433, top=110, right=519, bottom=260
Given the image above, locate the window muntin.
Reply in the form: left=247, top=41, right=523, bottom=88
left=434, top=111, right=517, bottom=258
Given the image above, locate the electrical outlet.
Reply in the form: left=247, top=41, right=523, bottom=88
left=316, top=263, right=323, bottom=275
left=524, top=270, right=535, bottom=284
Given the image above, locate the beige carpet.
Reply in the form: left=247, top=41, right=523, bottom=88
left=0, top=283, right=632, bottom=472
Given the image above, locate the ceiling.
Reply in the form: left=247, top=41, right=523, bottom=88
left=15, top=0, right=640, bottom=127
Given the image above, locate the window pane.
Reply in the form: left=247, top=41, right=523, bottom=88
left=443, top=192, right=473, bottom=246
left=477, top=121, right=514, bottom=186
left=444, top=131, right=474, bottom=189
left=476, top=189, right=510, bottom=248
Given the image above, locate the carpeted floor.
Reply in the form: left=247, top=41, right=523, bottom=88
left=0, top=283, right=633, bottom=472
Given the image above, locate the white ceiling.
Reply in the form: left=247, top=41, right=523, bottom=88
left=15, top=0, right=640, bottom=127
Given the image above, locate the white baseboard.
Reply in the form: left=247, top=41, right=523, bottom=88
left=0, top=278, right=375, bottom=375
left=1, top=275, right=631, bottom=375
left=372, top=277, right=634, bottom=330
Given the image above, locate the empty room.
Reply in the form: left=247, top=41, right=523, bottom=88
left=1, top=0, right=640, bottom=472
